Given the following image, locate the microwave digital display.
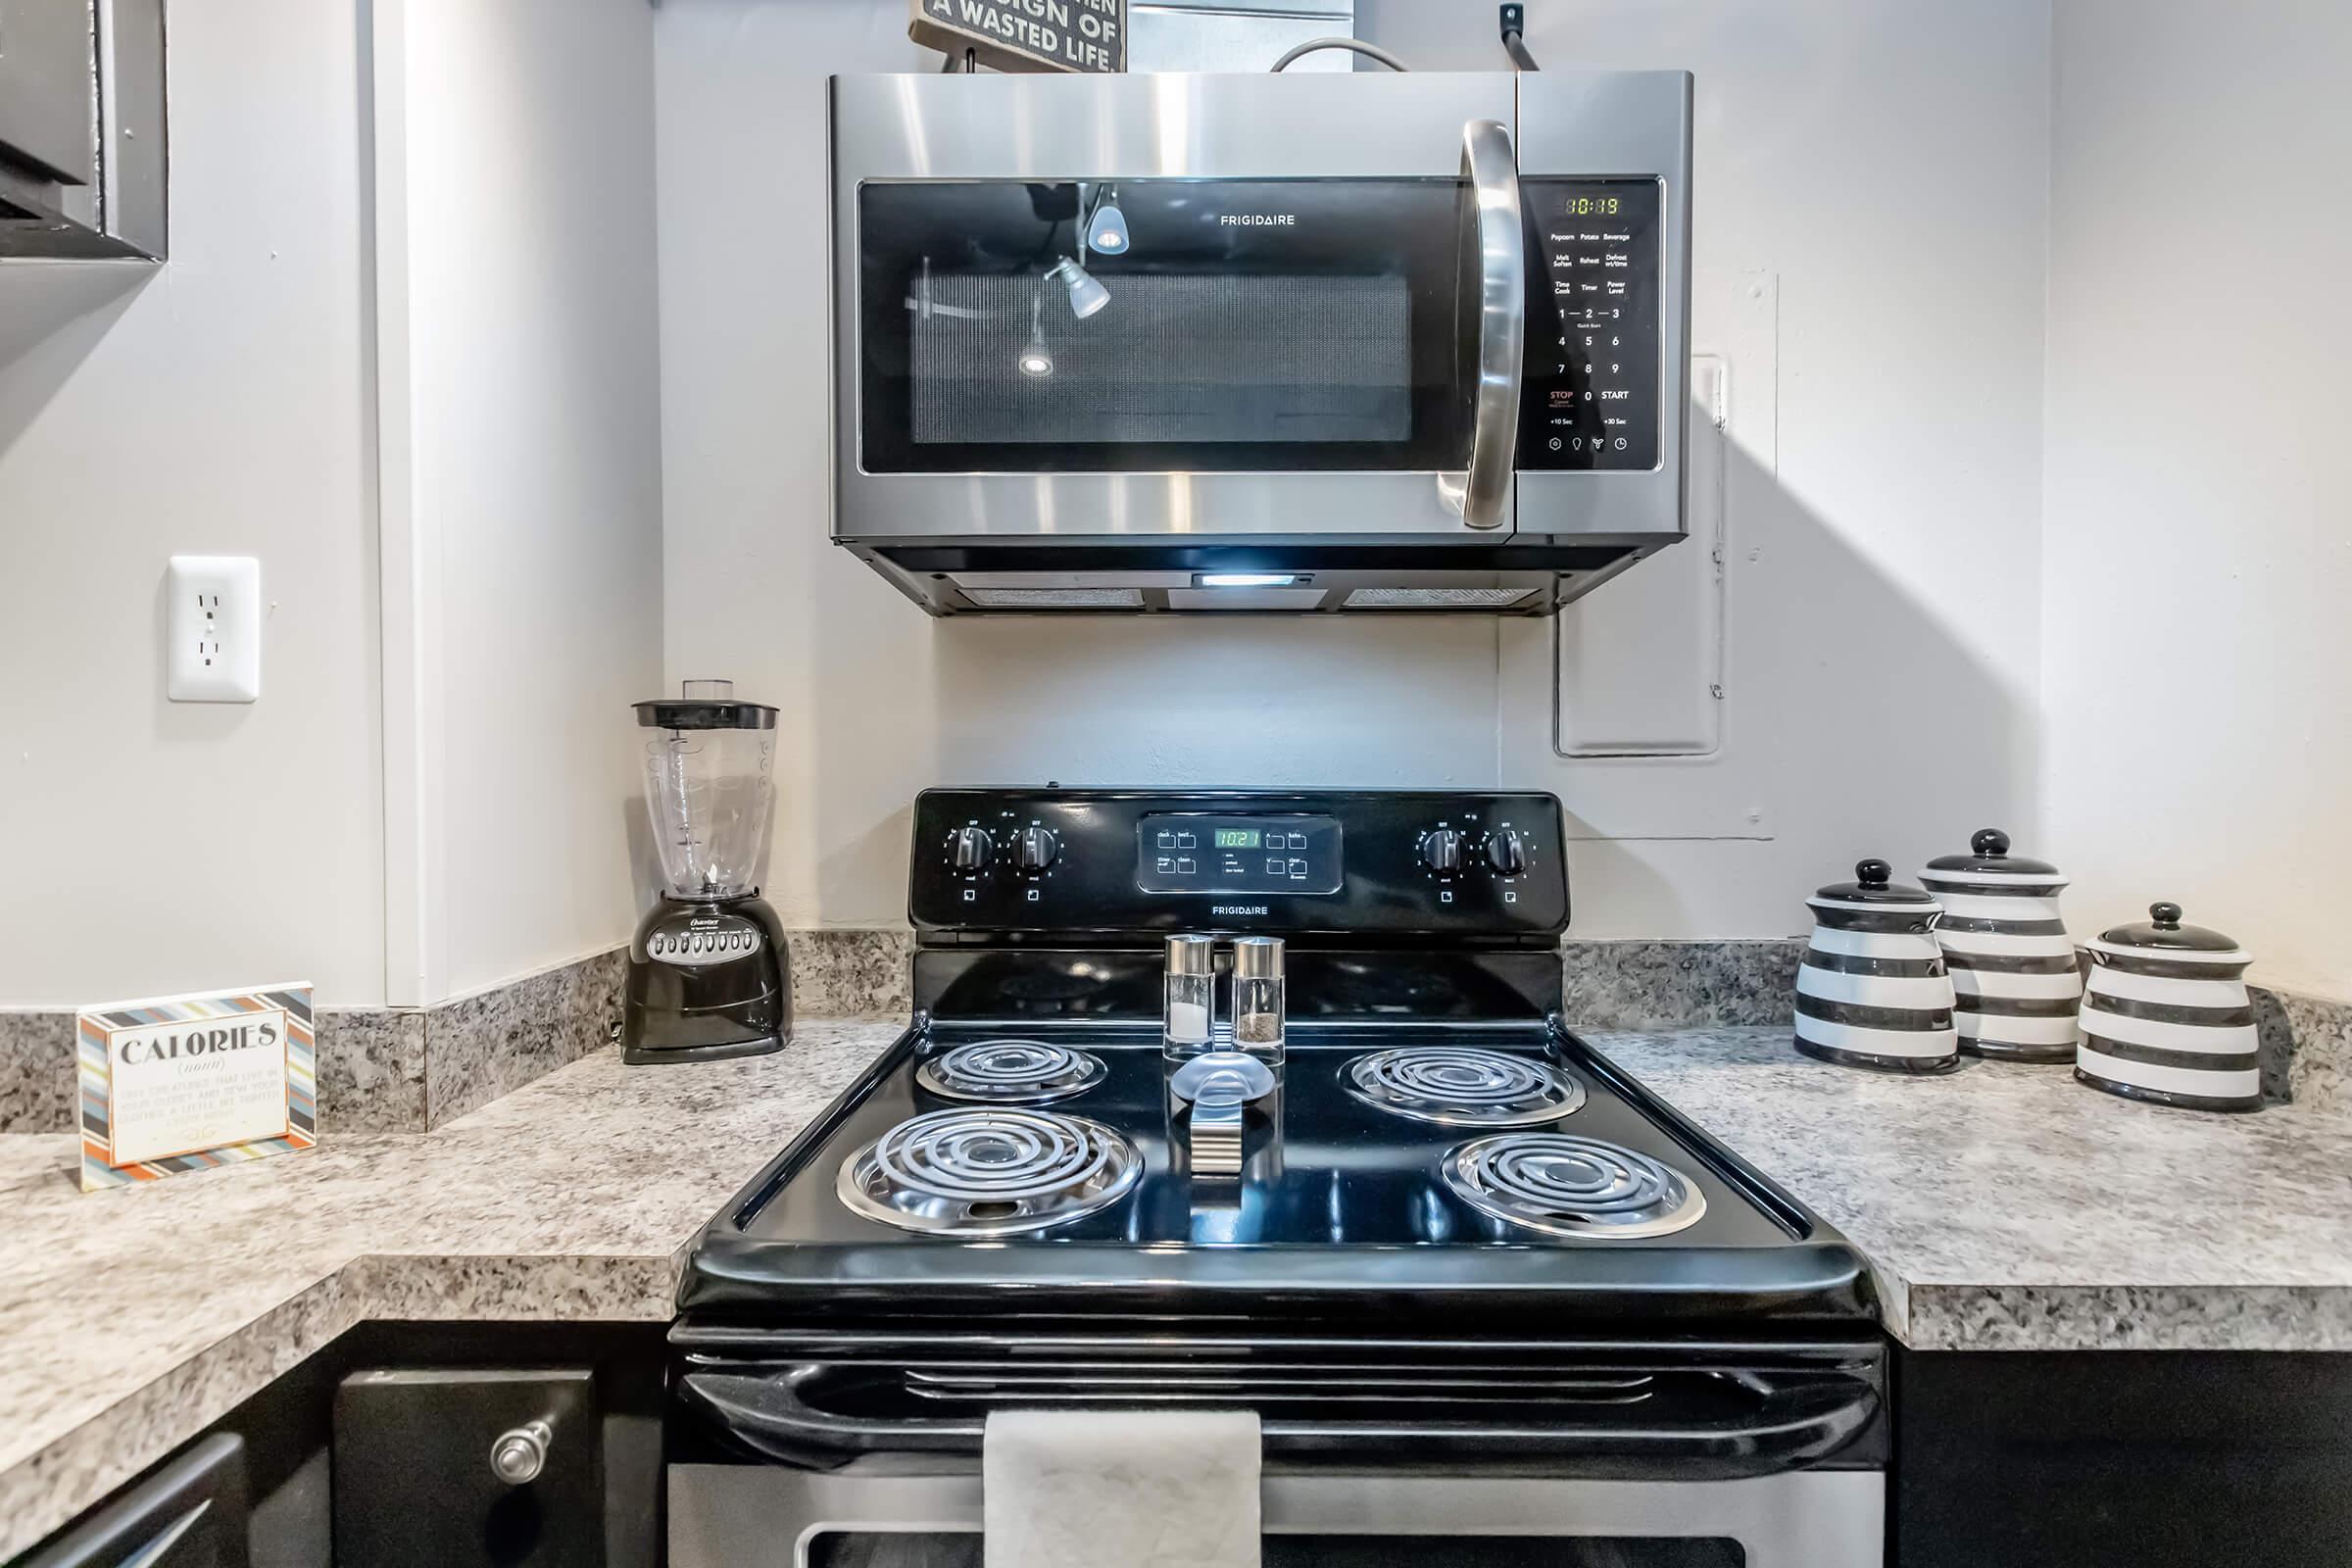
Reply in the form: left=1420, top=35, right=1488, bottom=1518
left=1136, top=814, right=1343, bottom=896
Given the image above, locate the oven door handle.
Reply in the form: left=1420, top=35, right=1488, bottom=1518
left=1441, top=118, right=1526, bottom=532
left=677, top=1366, right=1879, bottom=1477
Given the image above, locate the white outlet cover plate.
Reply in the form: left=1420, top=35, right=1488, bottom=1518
left=168, top=556, right=261, bottom=702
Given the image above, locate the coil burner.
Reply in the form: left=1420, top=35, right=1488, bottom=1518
left=915, top=1039, right=1108, bottom=1104
left=1443, top=1133, right=1705, bottom=1240
left=1342, top=1046, right=1586, bottom=1127
left=836, top=1107, right=1142, bottom=1236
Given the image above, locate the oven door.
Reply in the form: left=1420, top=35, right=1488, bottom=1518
left=672, top=1466, right=1881, bottom=1567
left=831, top=72, right=1525, bottom=541
left=668, top=1334, right=1885, bottom=1567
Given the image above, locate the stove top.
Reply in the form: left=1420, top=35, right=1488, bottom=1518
left=677, top=789, right=1872, bottom=1332
left=680, top=1018, right=1870, bottom=1327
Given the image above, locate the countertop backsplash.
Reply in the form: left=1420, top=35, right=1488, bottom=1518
left=2, top=932, right=2342, bottom=1132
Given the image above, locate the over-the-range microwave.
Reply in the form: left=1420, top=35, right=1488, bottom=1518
left=828, top=69, right=1691, bottom=615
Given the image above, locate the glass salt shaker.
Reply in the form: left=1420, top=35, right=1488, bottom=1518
left=1232, top=937, right=1285, bottom=1064
left=1163, top=934, right=1216, bottom=1061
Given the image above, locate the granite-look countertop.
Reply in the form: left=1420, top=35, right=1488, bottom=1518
left=0, top=1016, right=906, bottom=1561
left=1588, top=1028, right=2352, bottom=1353
left=8, top=1017, right=2352, bottom=1555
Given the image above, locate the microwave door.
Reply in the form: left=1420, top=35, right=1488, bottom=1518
left=831, top=72, right=1523, bottom=542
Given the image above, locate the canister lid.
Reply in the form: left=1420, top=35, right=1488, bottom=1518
left=1812, top=858, right=1936, bottom=906
left=2089, top=902, right=2249, bottom=959
left=1166, top=934, right=1215, bottom=975
left=1922, top=827, right=2063, bottom=880
left=635, top=678, right=776, bottom=731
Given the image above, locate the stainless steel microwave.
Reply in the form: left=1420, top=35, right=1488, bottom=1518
left=829, top=69, right=1691, bottom=614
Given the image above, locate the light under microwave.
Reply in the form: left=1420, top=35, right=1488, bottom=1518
left=829, top=69, right=1692, bottom=614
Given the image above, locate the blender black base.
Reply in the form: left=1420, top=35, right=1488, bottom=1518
left=623, top=1034, right=785, bottom=1066
left=623, top=893, right=793, bottom=1068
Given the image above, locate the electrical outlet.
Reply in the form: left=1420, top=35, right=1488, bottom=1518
left=167, top=556, right=262, bottom=703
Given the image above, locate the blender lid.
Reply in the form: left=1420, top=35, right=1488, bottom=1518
left=635, top=678, right=776, bottom=731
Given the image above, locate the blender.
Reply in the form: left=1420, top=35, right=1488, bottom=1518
left=623, top=680, right=791, bottom=1064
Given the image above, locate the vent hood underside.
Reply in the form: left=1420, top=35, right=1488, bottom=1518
left=839, top=542, right=1659, bottom=616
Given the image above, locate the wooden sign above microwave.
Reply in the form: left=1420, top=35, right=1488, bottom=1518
left=908, top=0, right=1127, bottom=74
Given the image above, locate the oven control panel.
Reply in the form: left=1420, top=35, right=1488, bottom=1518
left=1516, top=178, right=1663, bottom=472
left=1135, top=813, right=1342, bottom=896
left=911, top=789, right=1568, bottom=940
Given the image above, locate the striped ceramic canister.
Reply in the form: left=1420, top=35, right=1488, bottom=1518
left=1918, top=828, right=2083, bottom=1062
left=2078, top=903, right=2261, bottom=1112
left=1794, top=859, right=1959, bottom=1073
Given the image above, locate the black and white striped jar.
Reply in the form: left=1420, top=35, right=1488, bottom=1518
left=2078, top=904, right=2260, bottom=1112
left=1795, top=859, right=1959, bottom=1073
left=1918, top=828, right=2083, bottom=1062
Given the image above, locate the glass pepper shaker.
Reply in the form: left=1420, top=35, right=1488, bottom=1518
left=1232, top=937, right=1285, bottom=1064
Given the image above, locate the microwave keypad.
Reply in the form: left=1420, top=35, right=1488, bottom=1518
left=1517, top=179, right=1663, bottom=472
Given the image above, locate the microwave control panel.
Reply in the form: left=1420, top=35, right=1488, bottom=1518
left=1516, top=178, right=1663, bottom=472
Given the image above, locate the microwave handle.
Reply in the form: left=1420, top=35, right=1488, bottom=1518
left=1445, top=118, right=1526, bottom=531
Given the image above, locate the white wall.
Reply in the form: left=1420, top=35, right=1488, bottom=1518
left=656, top=0, right=2052, bottom=937
left=379, top=0, right=667, bottom=1002
left=2042, top=0, right=2352, bottom=999
left=0, top=0, right=384, bottom=1005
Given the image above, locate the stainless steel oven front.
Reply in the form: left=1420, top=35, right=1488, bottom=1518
left=666, top=1332, right=1886, bottom=1567
left=828, top=70, right=1694, bottom=614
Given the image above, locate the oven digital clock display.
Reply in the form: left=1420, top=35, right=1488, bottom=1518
left=1136, top=814, right=1343, bottom=896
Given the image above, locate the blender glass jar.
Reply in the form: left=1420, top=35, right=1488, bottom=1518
left=636, top=680, right=778, bottom=900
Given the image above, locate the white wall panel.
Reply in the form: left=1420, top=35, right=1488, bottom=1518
left=2042, top=0, right=2352, bottom=998
left=0, top=0, right=383, bottom=1004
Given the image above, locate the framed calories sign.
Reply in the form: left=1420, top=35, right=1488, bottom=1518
left=75, top=983, right=318, bottom=1191
left=909, top=0, right=1126, bottom=74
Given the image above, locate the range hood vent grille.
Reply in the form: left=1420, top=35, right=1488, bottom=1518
left=1343, top=587, right=1542, bottom=610
left=960, top=587, right=1147, bottom=610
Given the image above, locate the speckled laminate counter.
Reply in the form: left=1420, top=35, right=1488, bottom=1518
left=1587, top=1028, right=2352, bottom=1353
left=7, top=1017, right=2352, bottom=1557
left=0, top=1016, right=906, bottom=1560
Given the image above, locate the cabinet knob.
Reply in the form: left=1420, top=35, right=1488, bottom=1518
left=490, top=1419, right=552, bottom=1486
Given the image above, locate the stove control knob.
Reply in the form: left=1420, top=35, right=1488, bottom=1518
left=1486, top=828, right=1528, bottom=876
left=1419, top=828, right=1464, bottom=875
left=949, top=825, right=994, bottom=872
left=1014, top=825, right=1059, bottom=872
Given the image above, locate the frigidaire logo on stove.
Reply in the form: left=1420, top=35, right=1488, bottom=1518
left=1211, top=905, right=1270, bottom=916
left=1217, top=214, right=1297, bottom=227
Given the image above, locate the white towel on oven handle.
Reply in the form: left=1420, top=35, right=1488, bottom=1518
left=982, top=1407, right=1262, bottom=1568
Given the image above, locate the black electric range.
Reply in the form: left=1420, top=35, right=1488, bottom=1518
left=681, top=788, right=1870, bottom=1329
left=669, top=790, right=1883, bottom=1532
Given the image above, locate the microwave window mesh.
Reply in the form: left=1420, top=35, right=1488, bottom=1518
left=911, top=273, right=1411, bottom=445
